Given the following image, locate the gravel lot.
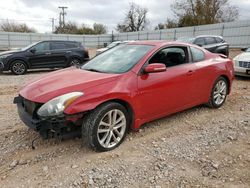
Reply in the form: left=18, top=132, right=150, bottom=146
left=0, top=50, right=249, bottom=187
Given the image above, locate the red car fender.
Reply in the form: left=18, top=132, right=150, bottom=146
left=63, top=73, right=139, bottom=129
left=64, top=94, right=139, bottom=128
left=207, top=59, right=234, bottom=96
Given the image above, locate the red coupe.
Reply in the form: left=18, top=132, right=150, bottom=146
left=14, top=41, right=234, bottom=151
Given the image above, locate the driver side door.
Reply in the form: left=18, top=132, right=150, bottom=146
left=135, top=46, right=199, bottom=121
left=27, top=41, right=53, bottom=69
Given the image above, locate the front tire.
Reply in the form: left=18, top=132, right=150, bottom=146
left=82, top=102, right=129, bottom=152
left=10, top=60, right=27, bottom=75
left=207, top=76, right=228, bottom=108
left=69, top=58, right=81, bottom=67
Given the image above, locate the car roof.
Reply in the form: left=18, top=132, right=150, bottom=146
left=178, top=35, right=223, bottom=39
left=39, top=40, right=80, bottom=43
left=126, top=40, right=197, bottom=48
left=196, top=35, right=223, bottom=38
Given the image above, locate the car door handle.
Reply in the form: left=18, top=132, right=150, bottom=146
left=187, top=70, right=195, bottom=76
left=66, top=51, right=72, bottom=53
left=45, top=52, right=51, bottom=55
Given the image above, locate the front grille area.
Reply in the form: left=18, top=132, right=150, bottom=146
left=239, top=61, right=250, bottom=68
left=21, top=97, right=42, bottom=118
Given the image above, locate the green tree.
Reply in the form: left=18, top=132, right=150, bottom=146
left=54, top=21, right=79, bottom=34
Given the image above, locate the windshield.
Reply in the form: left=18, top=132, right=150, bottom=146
left=176, top=37, right=195, bottom=43
left=107, top=42, right=121, bottom=49
left=82, top=44, right=154, bottom=74
left=21, top=42, right=39, bottom=51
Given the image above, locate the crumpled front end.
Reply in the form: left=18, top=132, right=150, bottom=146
left=13, top=95, right=84, bottom=139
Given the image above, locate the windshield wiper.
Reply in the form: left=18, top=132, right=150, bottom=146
left=84, top=68, right=103, bottom=73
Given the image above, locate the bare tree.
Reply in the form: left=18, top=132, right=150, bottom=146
left=155, top=19, right=179, bottom=30
left=93, top=23, right=107, bottom=34
left=117, top=2, right=149, bottom=32
left=171, top=0, right=239, bottom=27
left=0, top=20, right=36, bottom=33
left=55, top=22, right=107, bottom=35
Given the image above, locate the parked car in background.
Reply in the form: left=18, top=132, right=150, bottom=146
left=177, top=35, right=229, bottom=57
left=0, top=40, right=89, bottom=75
left=96, top=41, right=134, bottom=55
left=14, top=41, right=234, bottom=152
left=233, top=47, right=250, bottom=77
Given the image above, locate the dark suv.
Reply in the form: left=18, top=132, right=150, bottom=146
left=0, top=40, right=89, bottom=75
left=177, top=35, right=229, bottom=57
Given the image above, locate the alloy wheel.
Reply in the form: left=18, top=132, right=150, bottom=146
left=70, top=59, right=81, bottom=66
left=213, top=80, right=227, bottom=106
left=12, top=62, right=26, bottom=74
left=97, top=109, right=126, bottom=149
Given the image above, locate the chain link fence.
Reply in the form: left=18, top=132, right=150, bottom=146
left=0, top=20, right=250, bottom=50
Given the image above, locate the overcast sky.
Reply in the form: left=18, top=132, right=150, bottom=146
left=0, top=0, right=249, bottom=33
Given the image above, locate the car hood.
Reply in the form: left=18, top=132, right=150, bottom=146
left=19, top=67, right=120, bottom=103
left=0, top=50, right=19, bottom=56
left=234, top=52, right=250, bottom=61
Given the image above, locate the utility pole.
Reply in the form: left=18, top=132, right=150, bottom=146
left=58, top=6, right=68, bottom=27
left=50, top=18, right=56, bottom=33
left=59, top=12, right=62, bottom=28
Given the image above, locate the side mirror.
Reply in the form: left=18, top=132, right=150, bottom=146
left=241, top=48, right=247, bottom=52
left=30, top=49, right=36, bottom=53
left=144, top=63, right=166, bottom=73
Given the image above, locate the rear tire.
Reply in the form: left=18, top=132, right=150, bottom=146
left=207, top=76, right=228, bottom=108
left=82, top=102, right=129, bottom=152
left=10, top=60, right=27, bottom=75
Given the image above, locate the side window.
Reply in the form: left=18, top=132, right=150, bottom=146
left=194, top=38, right=205, bottom=46
left=65, top=42, right=79, bottom=49
left=51, top=42, right=66, bottom=50
left=190, top=47, right=205, bottom=62
left=149, top=47, right=188, bottom=67
left=205, top=37, right=216, bottom=45
left=33, top=42, right=50, bottom=52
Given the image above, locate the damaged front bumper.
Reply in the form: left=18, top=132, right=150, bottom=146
left=13, top=96, right=83, bottom=139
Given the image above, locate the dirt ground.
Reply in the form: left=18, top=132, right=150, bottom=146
left=0, top=50, right=249, bottom=188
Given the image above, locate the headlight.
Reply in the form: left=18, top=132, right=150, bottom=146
left=37, top=92, right=83, bottom=117
left=0, top=54, right=12, bottom=59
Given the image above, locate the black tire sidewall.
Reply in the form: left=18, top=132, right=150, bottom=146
left=10, top=60, right=27, bottom=75
left=210, top=77, right=228, bottom=108
left=84, top=102, right=129, bottom=152
left=70, top=58, right=81, bottom=66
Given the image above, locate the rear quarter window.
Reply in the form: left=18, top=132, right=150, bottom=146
left=65, top=42, right=79, bottom=49
left=51, top=42, right=66, bottom=50
left=190, top=47, right=205, bottom=62
left=215, top=37, right=224, bottom=43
